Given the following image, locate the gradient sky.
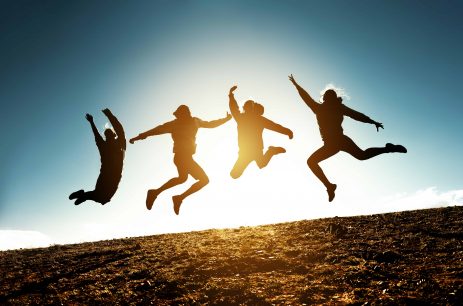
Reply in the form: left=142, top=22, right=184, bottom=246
left=1, top=0, right=462, bottom=250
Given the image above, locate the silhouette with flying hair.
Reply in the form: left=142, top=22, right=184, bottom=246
left=228, top=85, right=293, bottom=179
left=130, top=105, right=231, bottom=215
left=289, top=74, right=407, bottom=202
left=69, top=109, right=126, bottom=205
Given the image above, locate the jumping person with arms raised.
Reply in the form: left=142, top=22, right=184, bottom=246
left=69, top=108, right=126, bottom=205
left=228, top=85, right=293, bottom=179
left=289, top=74, right=406, bottom=202
left=130, top=105, right=231, bottom=215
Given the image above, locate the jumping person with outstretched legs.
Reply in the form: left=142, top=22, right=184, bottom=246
left=130, top=105, right=231, bottom=215
left=289, top=74, right=406, bottom=202
left=228, top=85, right=293, bottom=178
left=69, top=108, right=126, bottom=205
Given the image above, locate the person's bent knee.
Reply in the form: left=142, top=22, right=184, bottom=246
left=307, top=157, right=318, bottom=169
left=201, top=176, right=210, bottom=186
left=230, top=170, right=241, bottom=179
left=177, top=175, right=188, bottom=184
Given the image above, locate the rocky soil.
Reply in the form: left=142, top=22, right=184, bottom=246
left=1, top=206, right=462, bottom=305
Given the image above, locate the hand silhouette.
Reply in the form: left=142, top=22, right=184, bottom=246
left=229, top=85, right=237, bottom=94
left=86, top=114, right=93, bottom=122
left=289, top=74, right=297, bottom=86
left=129, top=137, right=136, bottom=144
left=288, top=130, right=294, bottom=140
left=374, top=122, right=384, bottom=132
left=225, top=112, right=232, bottom=120
left=102, top=108, right=111, bottom=115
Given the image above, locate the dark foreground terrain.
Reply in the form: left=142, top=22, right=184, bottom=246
left=1, top=206, right=463, bottom=305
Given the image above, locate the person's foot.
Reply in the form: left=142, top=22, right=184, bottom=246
left=146, top=189, right=159, bottom=210
left=74, top=197, right=86, bottom=205
left=69, top=189, right=84, bottom=200
left=268, top=146, right=286, bottom=155
left=173, top=196, right=183, bottom=215
left=386, top=143, right=407, bottom=153
left=327, top=184, right=337, bottom=202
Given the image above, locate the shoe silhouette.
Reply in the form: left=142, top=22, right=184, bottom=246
left=146, top=189, right=159, bottom=210
left=173, top=195, right=182, bottom=215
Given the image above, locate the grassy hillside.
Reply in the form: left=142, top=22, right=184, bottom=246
left=1, top=206, right=462, bottom=305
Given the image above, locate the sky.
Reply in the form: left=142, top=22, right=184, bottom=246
left=1, top=0, right=462, bottom=250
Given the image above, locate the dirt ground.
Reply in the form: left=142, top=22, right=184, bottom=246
left=1, top=206, right=462, bottom=305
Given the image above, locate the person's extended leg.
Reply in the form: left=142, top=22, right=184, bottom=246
left=146, top=154, right=188, bottom=210
left=307, top=145, right=339, bottom=202
left=340, top=136, right=407, bottom=161
left=230, top=153, right=253, bottom=179
left=172, top=157, right=209, bottom=215
left=255, top=146, right=286, bottom=169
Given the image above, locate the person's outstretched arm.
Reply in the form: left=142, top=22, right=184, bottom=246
left=86, top=114, right=104, bottom=149
left=129, top=121, right=174, bottom=144
left=102, top=108, right=126, bottom=150
left=289, top=74, right=319, bottom=114
left=343, top=105, right=384, bottom=131
left=199, top=112, right=232, bottom=128
left=228, top=85, right=241, bottom=118
left=262, top=117, right=294, bottom=139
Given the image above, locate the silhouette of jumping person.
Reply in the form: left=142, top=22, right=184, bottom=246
left=130, top=105, right=231, bottom=215
left=289, top=74, right=407, bottom=202
left=228, top=85, right=293, bottom=179
left=69, top=109, right=126, bottom=205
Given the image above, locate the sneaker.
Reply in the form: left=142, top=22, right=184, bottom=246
left=74, top=197, right=86, bottom=205
left=69, top=189, right=84, bottom=200
left=386, top=143, right=407, bottom=153
left=327, top=184, right=337, bottom=202
left=268, top=146, right=286, bottom=155
left=146, top=189, right=159, bottom=210
left=173, top=196, right=183, bottom=215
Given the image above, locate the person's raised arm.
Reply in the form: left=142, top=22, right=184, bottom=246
left=129, top=121, right=174, bottom=144
left=289, top=74, right=319, bottom=114
left=261, top=117, right=294, bottom=139
left=102, top=108, right=126, bottom=150
left=199, top=112, right=232, bottom=128
left=343, top=105, right=384, bottom=132
left=228, top=85, right=240, bottom=118
left=86, top=114, right=104, bottom=149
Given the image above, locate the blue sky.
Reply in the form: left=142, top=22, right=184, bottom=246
left=1, top=0, right=462, bottom=250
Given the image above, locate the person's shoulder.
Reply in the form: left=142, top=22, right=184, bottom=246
left=192, top=117, right=202, bottom=124
left=340, top=103, right=352, bottom=111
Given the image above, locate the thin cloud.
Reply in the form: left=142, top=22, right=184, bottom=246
left=0, top=230, right=53, bottom=251
left=377, top=187, right=463, bottom=213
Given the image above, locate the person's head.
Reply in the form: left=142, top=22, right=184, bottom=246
left=243, top=100, right=254, bottom=113
left=322, top=89, right=343, bottom=105
left=104, top=128, right=116, bottom=141
left=253, top=103, right=264, bottom=116
left=173, top=105, right=192, bottom=119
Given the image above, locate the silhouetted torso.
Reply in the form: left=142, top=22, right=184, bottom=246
left=315, top=102, right=370, bottom=144
left=96, top=138, right=125, bottom=200
left=315, top=102, right=345, bottom=142
left=235, top=113, right=264, bottom=152
left=168, top=117, right=201, bottom=155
